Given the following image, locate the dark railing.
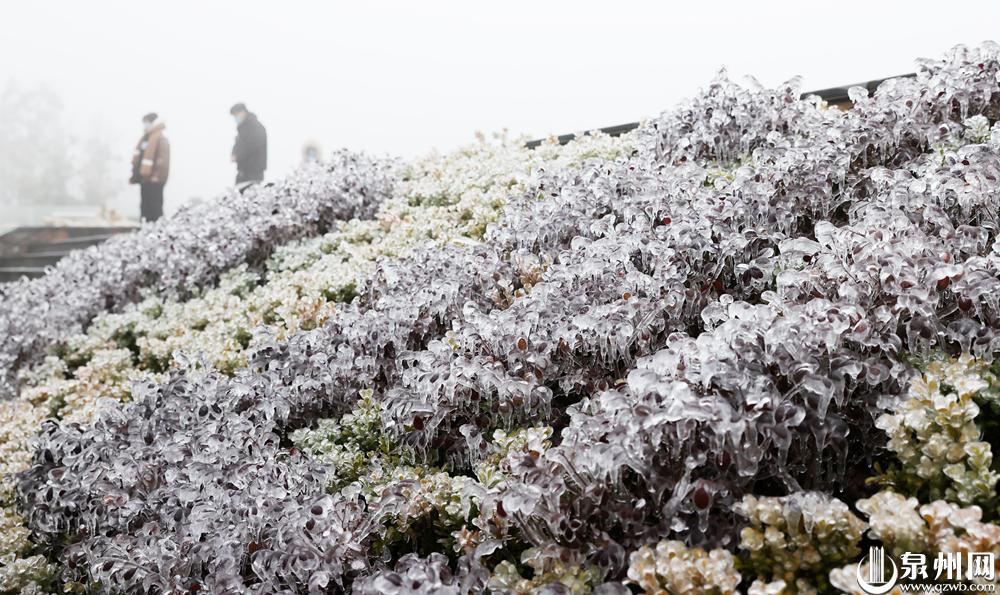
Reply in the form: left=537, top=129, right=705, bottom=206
left=525, top=73, right=917, bottom=149
left=0, top=226, right=136, bottom=282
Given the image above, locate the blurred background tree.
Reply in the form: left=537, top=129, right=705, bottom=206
left=75, top=118, right=119, bottom=206
left=0, top=82, right=76, bottom=205
left=0, top=80, right=121, bottom=229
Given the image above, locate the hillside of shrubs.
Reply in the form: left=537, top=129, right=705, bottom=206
left=2, top=44, right=1000, bottom=593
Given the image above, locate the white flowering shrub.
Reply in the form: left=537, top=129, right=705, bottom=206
left=875, top=355, right=999, bottom=506
left=829, top=491, right=1000, bottom=592
left=736, top=493, right=866, bottom=591
left=13, top=132, right=630, bottom=426
left=3, top=43, right=1000, bottom=592
left=0, top=151, right=398, bottom=398
left=627, top=540, right=741, bottom=594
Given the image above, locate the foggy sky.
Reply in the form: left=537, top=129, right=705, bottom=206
left=3, top=0, right=1000, bottom=219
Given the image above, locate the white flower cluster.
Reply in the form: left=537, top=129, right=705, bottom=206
left=858, top=491, right=1000, bottom=570
left=876, top=355, right=999, bottom=506
left=0, top=511, right=53, bottom=593
left=626, top=540, right=741, bottom=594
left=290, top=389, right=390, bottom=489
left=828, top=490, right=1000, bottom=593
left=0, top=402, right=52, bottom=591
left=737, top=493, right=867, bottom=592
left=0, top=401, right=46, bottom=499
left=473, top=425, right=553, bottom=488
left=0, top=552, right=54, bottom=594
left=489, top=551, right=607, bottom=594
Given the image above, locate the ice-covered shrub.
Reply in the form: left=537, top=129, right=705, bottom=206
left=0, top=151, right=398, bottom=398
left=8, top=42, right=1000, bottom=592
left=14, top=132, right=630, bottom=430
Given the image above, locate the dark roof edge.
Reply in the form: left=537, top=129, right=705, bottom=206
left=525, top=72, right=917, bottom=149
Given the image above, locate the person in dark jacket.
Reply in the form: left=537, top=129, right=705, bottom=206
left=129, top=112, right=170, bottom=222
left=230, top=103, right=267, bottom=186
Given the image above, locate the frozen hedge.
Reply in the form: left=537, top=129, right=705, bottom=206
left=4, top=43, right=1000, bottom=593
left=0, top=151, right=397, bottom=398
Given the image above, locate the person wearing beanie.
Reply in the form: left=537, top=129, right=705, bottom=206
left=129, top=112, right=169, bottom=222
left=230, top=102, right=267, bottom=186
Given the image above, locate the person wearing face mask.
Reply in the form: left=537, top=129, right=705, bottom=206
left=129, top=112, right=170, bottom=222
left=230, top=102, right=267, bottom=187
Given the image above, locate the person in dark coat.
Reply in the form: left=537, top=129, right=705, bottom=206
left=230, top=103, right=267, bottom=186
left=129, top=112, right=170, bottom=222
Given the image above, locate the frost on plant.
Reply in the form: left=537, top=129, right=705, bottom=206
left=626, top=540, right=741, bottom=594
left=736, top=493, right=866, bottom=591
left=875, top=355, right=999, bottom=507
left=4, top=43, right=1000, bottom=592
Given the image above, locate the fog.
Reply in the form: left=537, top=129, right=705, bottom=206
left=2, top=0, right=999, bottom=226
